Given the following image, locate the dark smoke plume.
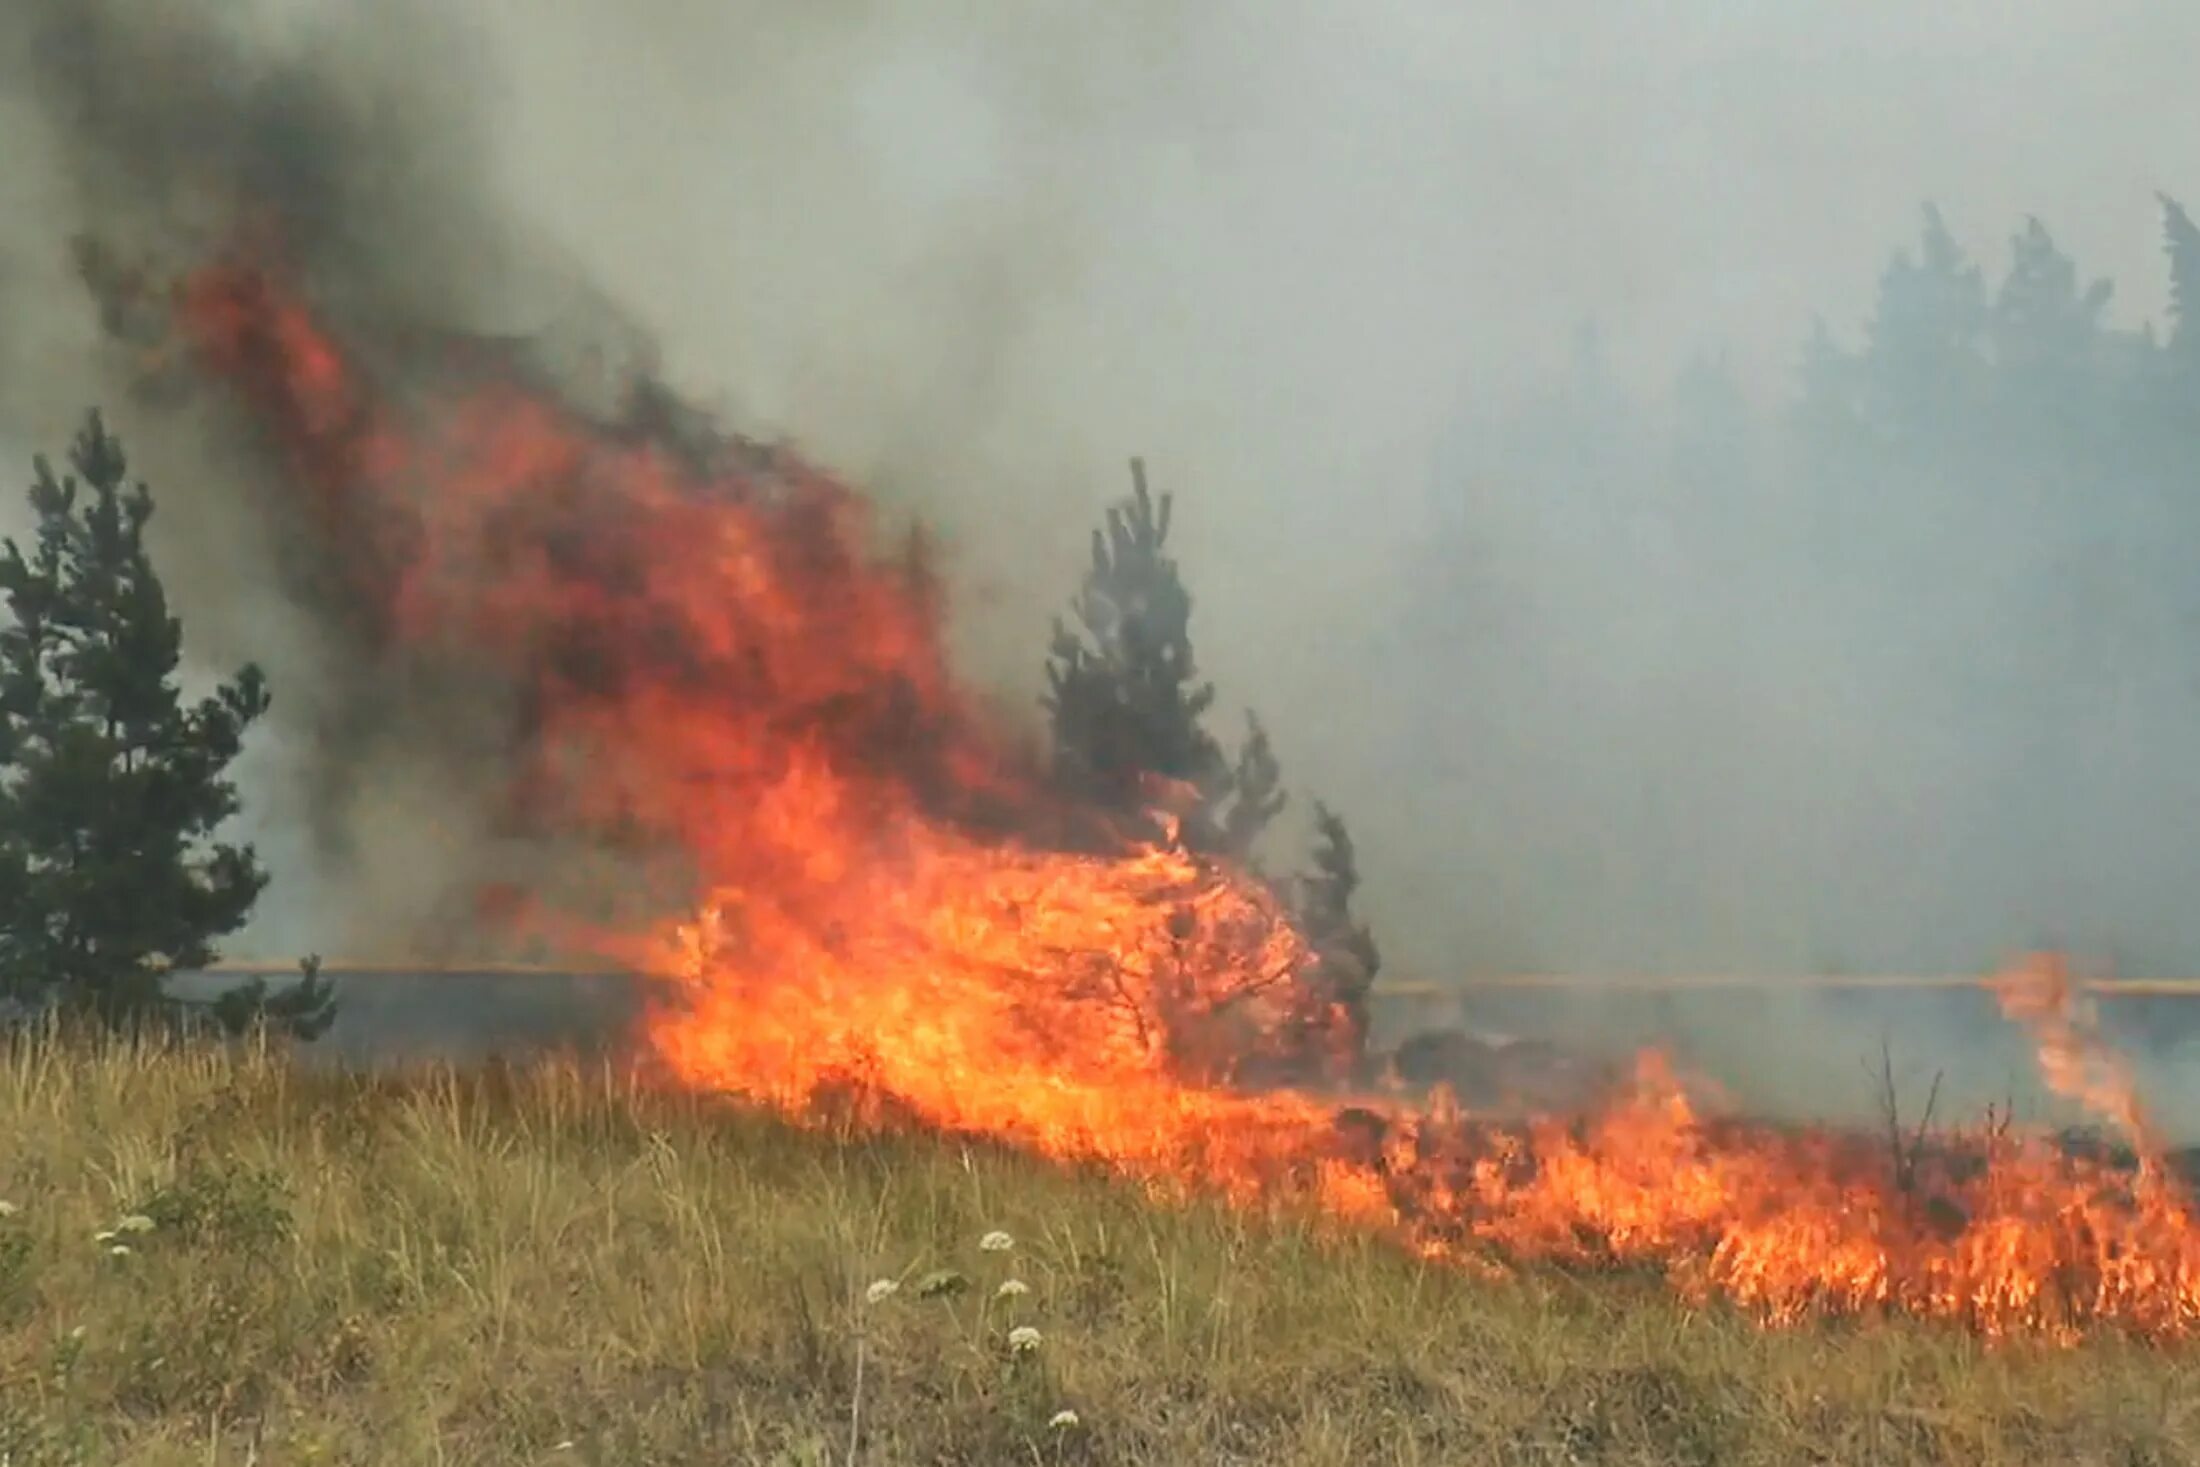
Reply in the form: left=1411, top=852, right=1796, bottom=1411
left=0, top=0, right=672, bottom=961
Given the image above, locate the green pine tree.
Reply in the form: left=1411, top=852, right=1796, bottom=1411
left=1293, top=801, right=1380, bottom=1053
left=1043, top=458, right=1284, bottom=859
left=0, top=411, right=331, bottom=1036
left=1045, top=456, right=1383, bottom=1079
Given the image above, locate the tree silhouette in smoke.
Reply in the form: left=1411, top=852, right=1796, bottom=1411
left=1402, top=189, right=2200, bottom=983
left=2159, top=194, right=2200, bottom=377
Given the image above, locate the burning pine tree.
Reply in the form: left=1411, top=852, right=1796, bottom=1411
left=1043, top=456, right=1381, bottom=1060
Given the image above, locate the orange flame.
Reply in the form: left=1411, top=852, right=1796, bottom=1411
left=163, top=254, right=2200, bottom=1344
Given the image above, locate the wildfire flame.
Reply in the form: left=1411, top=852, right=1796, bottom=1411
left=154, top=251, right=2200, bottom=1344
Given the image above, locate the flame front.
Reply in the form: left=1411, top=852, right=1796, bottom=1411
left=161, top=255, right=2200, bottom=1344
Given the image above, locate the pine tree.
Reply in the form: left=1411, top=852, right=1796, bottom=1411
left=2159, top=194, right=2200, bottom=372
left=1214, top=712, right=1286, bottom=865
left=1043, top=458, right=1286, bottom=856
left=1045, top=456, right=1382, bottom=1080
left=1991, top=217, right=2112, bottom=375
left=0, top=412, right=331, bottom=1035
left=1986, top=216, right=2117, bottom=465
left=1293, top=801, right=1380, bottom=1052
left=1862, top=203, right=1990, bottom=443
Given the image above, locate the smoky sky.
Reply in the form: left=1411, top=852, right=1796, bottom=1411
left=456, top=0, right=2200, bottom=990
left=4, top=0, right=2200, bottom=1019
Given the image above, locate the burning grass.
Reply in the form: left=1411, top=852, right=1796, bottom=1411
left=135, top=253, right=2200, bottom=1352
left=2, top=1030, right=2198, bottom=1466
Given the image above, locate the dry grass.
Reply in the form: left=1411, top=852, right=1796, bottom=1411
left=0, top=1030, right=2196, bottom=1465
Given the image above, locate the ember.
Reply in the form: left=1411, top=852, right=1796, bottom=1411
left=160, top=254, right=2200, bottom=1344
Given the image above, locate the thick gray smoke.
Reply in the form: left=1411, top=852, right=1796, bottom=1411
left=0, top=0, right=628, bottom=961
left=6, top=1, right=2200, bottom=1124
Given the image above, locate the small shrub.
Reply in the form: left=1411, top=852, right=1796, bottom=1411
left=128, top=1161, right=293, bottom=1249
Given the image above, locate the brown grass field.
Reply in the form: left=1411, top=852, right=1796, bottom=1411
left=2, top=1029, right=2198, bottom=1465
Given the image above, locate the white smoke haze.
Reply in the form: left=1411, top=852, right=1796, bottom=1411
left=6, top=1, right=2200, bottom=1122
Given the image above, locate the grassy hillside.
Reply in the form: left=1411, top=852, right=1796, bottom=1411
left=0, top=1032, right=2194, bottom=1465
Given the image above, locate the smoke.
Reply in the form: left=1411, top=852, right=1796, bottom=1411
left=436, top=0, right=2200, bottom=998
left=5, top=1, right=2200, bottom=1118
left=0, top=0, right=603, bottom=960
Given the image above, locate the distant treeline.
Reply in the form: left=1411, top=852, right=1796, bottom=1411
left=1388, top=199, right=2200, bottom=981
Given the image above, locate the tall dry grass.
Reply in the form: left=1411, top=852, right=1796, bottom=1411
left=0, top=1026, right=2195, bottom=1464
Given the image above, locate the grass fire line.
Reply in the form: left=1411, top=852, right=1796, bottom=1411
left=132, top=250, right=2200, bottom=1349
left=200, top=961, right=2200, bottom=995
left=7, top=1027, right=2197, bottom=1463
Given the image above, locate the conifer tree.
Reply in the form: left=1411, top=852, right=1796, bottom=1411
left=1043, top=458, right=1284, bottom=858
left=1045, top=456, right=1382, bottom=1077
left=1215, top=712, right=1286, bottom=864
left=2159, top=194, right=2200, bottom=372
left=1862, top=203, right=1990, bottom=443
left=1984, top=216, right=2118, bottom=462
left=0, top=411, right=332, bottom=1035
left=1294, top=800, right=1380, bottom=1048
left=1991, top=218, right=2112, bottom=374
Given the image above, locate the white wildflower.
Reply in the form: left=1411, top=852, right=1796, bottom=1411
left=995, top=1278, right=1029, bottom=1299
left=864, top=1278, right=901, bottom=1305
left=1007, top=1325, right=1042, bottom=1354
left=107, top=1244, right=131, bottom=1258
left=1048, top=1409, right=1080, bottom=1431
left=92, top=1229, right=116, bottom=1244
left=979, top=1230, right=1014, bottom=1253
left=116, top=1214, right=155, bottom=1235
left=0, top=1200, right=18, bottom=1218
left=552, top=1442, right=575, bottom=1453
